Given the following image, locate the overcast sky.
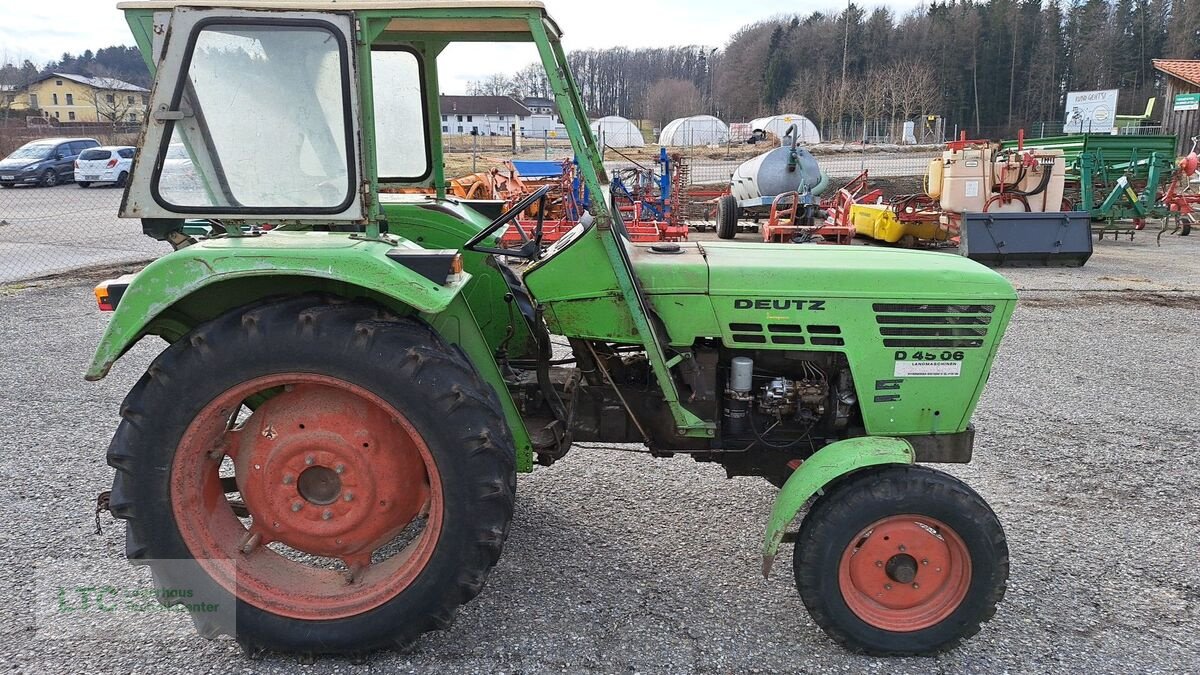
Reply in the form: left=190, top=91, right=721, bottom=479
left=1, top=0, right=929, bottom=92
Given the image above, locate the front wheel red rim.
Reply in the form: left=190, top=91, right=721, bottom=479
left=171, top=373, right=443, bottom=620
left=837, top=514, right=972, bottom=632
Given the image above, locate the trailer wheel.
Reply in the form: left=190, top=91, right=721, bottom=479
left=793, top=465, right=1007, bottom=655
left=717, top=195, right=739, bottom=239
left=106, top=295, right=515, bottom=657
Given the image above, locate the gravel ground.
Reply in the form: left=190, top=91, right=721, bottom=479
left=1, top=232, right=1198, bottom=673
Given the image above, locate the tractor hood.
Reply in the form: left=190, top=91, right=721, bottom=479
left=630, top=241, right=1016, bottom=301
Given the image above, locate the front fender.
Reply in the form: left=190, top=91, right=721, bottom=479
left=761, top=436, right=914, bottom=577
left=85, top=232, right=468, bottom=380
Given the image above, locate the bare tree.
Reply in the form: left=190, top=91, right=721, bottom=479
left=467, top=74, right=516, bottom=97
left=640, top=78, right=702, bottom=129
left=511, top=63, right=550, bottom=99
left=792, top=77, right=852, bottom=141
left=888, top=61, right=938, bottom=123
left=850, top=70, right=888, bottom=142
left=83, top=78, right=140, bottom=128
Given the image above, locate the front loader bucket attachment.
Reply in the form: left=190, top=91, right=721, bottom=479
left=959, top=211, right=1093, bottom=267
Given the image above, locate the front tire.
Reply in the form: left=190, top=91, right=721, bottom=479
left=716, top=194, right=739, bottom=239
left=40, top=169, right=58, bottom=187
left=107, top=295, right=516, bottom=656
left=793, top=465, right=1007, bottom=655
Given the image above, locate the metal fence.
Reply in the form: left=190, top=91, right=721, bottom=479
left=0, top=142, right=941, bottom=284
left=604, top=144, right=939, bottom=185
left=0, top=181, right=168, bottom=284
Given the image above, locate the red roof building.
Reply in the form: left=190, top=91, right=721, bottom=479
left=1152, top=60, right=1200, bottom=154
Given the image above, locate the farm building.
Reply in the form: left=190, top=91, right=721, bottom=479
left=750, top=114, right=820, bottom=144
left=658, top=115, right=729, bottom=146
left=1153, top=60, right=1200, bottom=155
left=591, top=116, right=645, bottom=147
left=438, top=95, right=561, bottom=137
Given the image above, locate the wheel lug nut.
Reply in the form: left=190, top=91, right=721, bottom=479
left=912, top=583, right=920, bottom=589
left=282, top=474, right=294, bottom=485
left=322, top=510, right=333, bottom=520
left=922, top=559, right=929, bottom=565
left=884, top=584, right=892, bottom=590
left=874, top=560, right=883, bottom=567
left=335, top=464, right=345, bottom=474
left=291, top=502, right=303, bottom=512
left=343, top=492, right=354, bottom=502
left=305, top=455, right=315, bottom=466
left=898, top=544, right=906, bottom=552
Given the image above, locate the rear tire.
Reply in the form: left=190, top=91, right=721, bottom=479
left=717, top=195, right=739, bottom=239
left=115, top=171, right=129, bottom=187
left=76, top=181, right=91, bottom=188
left=793, top=465, right=1007, bottom=655
left=106, top=295, right=516, bottom=656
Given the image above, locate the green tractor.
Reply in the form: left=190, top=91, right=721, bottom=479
left=92, top=0, right=1015, bottom=658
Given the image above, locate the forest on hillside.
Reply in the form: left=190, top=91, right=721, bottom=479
left=0, top=47, right=149, bottom=92
left=472, top=0, right=1200, bottom=137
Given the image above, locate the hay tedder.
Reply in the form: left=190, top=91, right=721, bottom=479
left=92, top=0, right=1016, bottom=660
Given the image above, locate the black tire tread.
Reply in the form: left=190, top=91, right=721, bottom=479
left=716, top=194, right=738, bottom=239
left=793, top=464, right=1008, bottom=656
left=106, top=294, right=516, bottom=656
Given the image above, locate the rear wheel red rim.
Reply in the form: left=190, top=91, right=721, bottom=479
left=171, top=372, right=442, bottom=620
left=837, top=514, right=971, bottom=632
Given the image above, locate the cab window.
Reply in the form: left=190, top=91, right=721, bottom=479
left=370, top=48, right=430, bottom=181
left=154, top=21, right=354, bottom=213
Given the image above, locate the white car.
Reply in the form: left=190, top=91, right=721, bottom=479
left=74, top=146, right=135, bottom=188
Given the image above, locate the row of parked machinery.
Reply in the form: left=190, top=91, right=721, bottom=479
left=369, top=126, right=1197, bottom=270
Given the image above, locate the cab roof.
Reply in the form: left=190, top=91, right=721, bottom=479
left=116, top=1, right=545, bottom=11
left=116, top=1, right=560, bottom=38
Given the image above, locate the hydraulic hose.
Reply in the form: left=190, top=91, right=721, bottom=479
left=811, top=171, right=831, bottom=197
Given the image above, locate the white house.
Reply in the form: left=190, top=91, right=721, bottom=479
left=439, top=95, right=564, bottom=138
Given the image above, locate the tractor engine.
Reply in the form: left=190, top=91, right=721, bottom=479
left=720, top=352, right=858, bottom=449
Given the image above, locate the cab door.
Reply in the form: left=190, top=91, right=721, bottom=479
left=121, top=7, right=365, bottom=223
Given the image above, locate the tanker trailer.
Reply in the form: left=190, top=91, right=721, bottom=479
left=716, top=124, right=831, bottom=240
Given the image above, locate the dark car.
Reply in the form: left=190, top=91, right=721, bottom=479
left=0, top=137, right=101, bottom=188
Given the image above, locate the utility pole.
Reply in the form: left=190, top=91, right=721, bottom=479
left=708, top=47, right=718, bottom=117
left=842, top=0, right=851, bottom=87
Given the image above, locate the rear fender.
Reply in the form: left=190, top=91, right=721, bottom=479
left=761, top=436, right=915, bottom=577
left=85, top=235, right=467, bottom=381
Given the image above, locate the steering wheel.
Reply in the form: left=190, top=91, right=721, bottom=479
left=464, top=185, right=553, bottom=259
